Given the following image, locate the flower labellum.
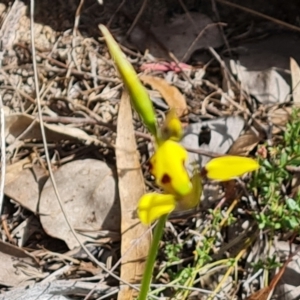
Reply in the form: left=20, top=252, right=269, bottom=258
left=204, top=155, right=259, bottom=181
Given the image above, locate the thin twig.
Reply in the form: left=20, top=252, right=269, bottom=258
left=73, top=0, right=85, bottom=36
left=0, top=44, right=5, bottom=215
left=35, top=50, right=119, bottom=83
left=107, top=0, right=127, bottom=28
left=216, top=0, right=300, bottom=33
left=29, top=0, right=139, bottom=292
left=182, top=22, right=226, bottom=62
left=211, top=0, right=232, bottom=56
left=177, top=0, right=198, bottom=30
left=125, top=0, right=148, bottom=38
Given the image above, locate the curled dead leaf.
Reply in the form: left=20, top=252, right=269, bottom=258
left=140, top=75, right=188, bottom=117
left=269, top=107, right=292, bottom=134
left=229, top=131, right=261, bottom=156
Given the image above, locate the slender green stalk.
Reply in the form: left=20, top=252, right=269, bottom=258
left=138, top=214, right=168, bottom=300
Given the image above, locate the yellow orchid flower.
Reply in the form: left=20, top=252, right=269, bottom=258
left=138, top=193, right=177, bottom=225
left=139, top=153, right=259, bottom=224
left=150, top=140, right=192, bottom=196
left=138, top=166, right=202, bottom=225
left=203, top=155, right=259, bottom=181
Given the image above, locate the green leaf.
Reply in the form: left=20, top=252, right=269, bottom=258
left=286, top=198, right=300, bottom=212
left=288, top=216, right=299, bottom=229
left=280, top=151, right=288, bottom=166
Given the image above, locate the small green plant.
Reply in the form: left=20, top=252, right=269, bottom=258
left=251, top=109, right=300, bottom=233
left=165, top=243, right=183, bottom=263
left=252, top=256, right=282, bottom=273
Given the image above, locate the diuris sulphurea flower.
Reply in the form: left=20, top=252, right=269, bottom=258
left=138, top=151, right=260, bottom=225
left=137, top=111, right=259, bottom=225
left=100, top=24, right=259, bottom=226
left=101, top=25, right=260, bottom=300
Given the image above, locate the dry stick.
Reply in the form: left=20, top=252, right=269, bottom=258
left=41, top=115, right=223, bottom=157
left=71, top=0, right=92, bottom=93
left=215, top=0, right=300, bottom=33
left=0, top=76, right=36, bottom=103
left=1, top=216, right=14, bottom=243
left=73, top=0, right=85, bottom=36
left=182, top=23, right=226, bottom=62
left=0, top=47, right=5, bottom=216
left=177, top=0, right=198, bottom=30
left=36, top=51, right=119, bottom=83
left=29, top=0, right=139, bottom=294
left=210, top=0, right=232, bottom=56
left=125, top=0, right=148, bottom=38
left=107, top=0, right=127, bottom=28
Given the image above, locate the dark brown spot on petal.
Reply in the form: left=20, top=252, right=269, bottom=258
left=149, top=161, right=153, bottom=171
left=161, top=173, right=171, bottom=184
left=201, top=167, right=207, bottom=178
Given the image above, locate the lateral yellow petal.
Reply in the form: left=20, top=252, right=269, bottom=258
left=204, top=156, right=259, bottom=181
left=138, top=193, right=176, bottom=225
left=150, top=140, right=192, bottom=196
left=99, top=25, right=157, bottom=136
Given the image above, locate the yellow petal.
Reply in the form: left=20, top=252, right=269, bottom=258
left=160, top=108, right=183, bottom=142
left=177, top=170, right=202, bottom=210
left=204, top=156, right=259, bottom=181
left=150, top=140, right=192, bottom=196
left=99, top=25, right=157, bottom=137
left=138, top=193, right=176, bottom=225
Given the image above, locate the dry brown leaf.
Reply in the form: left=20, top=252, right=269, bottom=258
left=39, top=159, right=120, bottom=250
left=5, top=113, right=100, bottom=144
left=140, top=74, right=188, bottom=117
left=290, top=57, right=300, bottom=105
left=231, top=60, right=290, bottom=104
left=269, top=107, right=292, bottom=134
left=229, top=131, right=261, bottom=156
left=4, top=157, right=48, bottom=213
left=116, top=91, right=151, bottom=300
left=0, top=240, right=42, bottom=287
left=247, top=287, right=270, bottom=300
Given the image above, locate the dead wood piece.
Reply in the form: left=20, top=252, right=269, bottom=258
left=0, top=280, right=117, bottom=300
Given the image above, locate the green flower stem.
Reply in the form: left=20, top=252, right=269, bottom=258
left=138, top=214, right=168, bottom=300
